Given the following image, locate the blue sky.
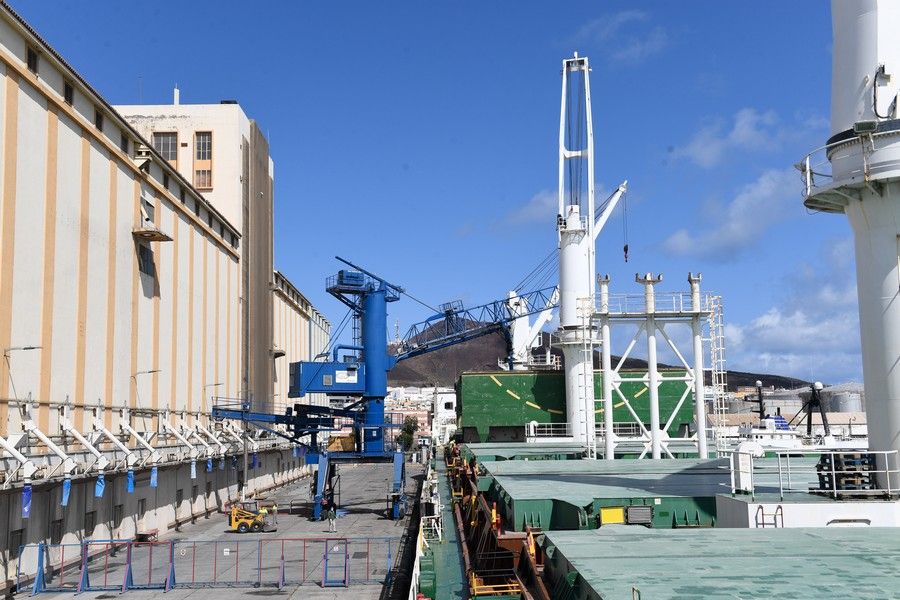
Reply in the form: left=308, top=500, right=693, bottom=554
left=14, top=1, right=861, bottom=382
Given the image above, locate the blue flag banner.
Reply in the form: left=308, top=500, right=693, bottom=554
left=22, top=484, right=32, bottom=519
left=127, top=470, right=135, bottom=494
left=207, top=458, right=213, bottom=472
left=95, top=473, right=105, bottom=498
left=61, top=478, right=71, bottom=506
left=251, top=452, right=258, bottom=469
left=219, top=458, right=225, bottom=470
left=150, top=466, right=158, bottom=488
left=190, top=461, right=197, bottom=479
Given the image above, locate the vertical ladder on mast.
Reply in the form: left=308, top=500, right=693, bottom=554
left=705, top=295, right=728, bottom=456
left=581, top=298, right=597, bottom=459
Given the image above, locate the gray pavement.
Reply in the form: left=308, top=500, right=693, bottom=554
left=21, top=462, right=424, bottom=600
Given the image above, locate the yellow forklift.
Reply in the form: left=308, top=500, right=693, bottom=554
left=228, top=500, right=276, bottom=533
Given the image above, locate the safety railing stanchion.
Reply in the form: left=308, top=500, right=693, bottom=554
left=787, top=454, right=793, bottom=492
left=831, top=453, right=837, bottom=499
left=31, top=543, right=46, bottom=595
left=344, top=540, right=350, bottom=588
left=777, top=453, right=783, bottom=501
left=278, top=540, right=286, bottom=591
left=257, top=539, right=262, bottom=587
left=385, top=540, right=393, bottom=586
left=76, top=543, right=89, bottom=595
left=122, top=542, right=133, bottom=593
left=165, top=540, right=176, bottom=592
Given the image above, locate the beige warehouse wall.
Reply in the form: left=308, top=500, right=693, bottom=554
left=117, top=106, right=275, bottom=416
left=271, top=272, right=332, bottom=411
left=0, top=14, right=241, bottom=440
left=273, top=278, right=311, bottom=414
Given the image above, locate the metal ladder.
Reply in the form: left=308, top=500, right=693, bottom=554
left=754, top=504, right=784, bottom=528
left=705, top=295, right=729, bottom=457
left=580, top=297, right=597, bottom=459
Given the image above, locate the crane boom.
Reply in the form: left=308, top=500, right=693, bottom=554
left=395, top=286, right=558, bottom=361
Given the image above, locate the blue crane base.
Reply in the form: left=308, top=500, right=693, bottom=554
left=312, top=451, right=407, bottom=520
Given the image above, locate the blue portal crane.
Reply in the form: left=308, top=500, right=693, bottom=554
left=212, top=257, right=557, bottom=520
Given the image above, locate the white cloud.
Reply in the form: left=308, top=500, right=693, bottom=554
left=505, top=190, right=557, bottom=225
left=663, top=168, right=798, bottom=260
left=726, top=238, right=862, bottom=382
left=574, top=11, right=667, bottom=65
left=611, top=27, right=668, bottom=64
left=575, top=10, right=648, bottom=43
left=673, top=108, right=778, bottom=168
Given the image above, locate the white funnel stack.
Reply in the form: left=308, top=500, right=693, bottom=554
left=802, top=0, right=900, bottom=485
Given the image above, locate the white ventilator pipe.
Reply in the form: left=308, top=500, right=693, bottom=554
left=804, top=1, right=900, bottom=486
left=637, top=274, right=663, bottom=459
left=598, top=276, right=615, bottom=460
left=689, top=274, right=708, bottom=458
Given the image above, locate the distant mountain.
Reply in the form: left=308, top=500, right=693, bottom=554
left=387, top=331, right=810, bottom=391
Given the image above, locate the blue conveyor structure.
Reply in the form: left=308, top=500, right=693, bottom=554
left=213, top=257, right=557, bottom=520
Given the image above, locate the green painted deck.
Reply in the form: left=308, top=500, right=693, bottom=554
left=479, top=458, right=763, bottom=530
left=542, top=527, right=900, bottom=599
left=430, top=458, right=467, bottom=600
left=460, top=442, right=586, bottom=463
left=458, top=370, right=695, bottom=443
left=482, top=458, right=734, bottom=500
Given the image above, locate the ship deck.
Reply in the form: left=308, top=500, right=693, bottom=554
left=541, top=527, right=900, bottom=599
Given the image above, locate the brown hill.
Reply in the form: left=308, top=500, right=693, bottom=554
left=387, top=331, right=810, bottom=391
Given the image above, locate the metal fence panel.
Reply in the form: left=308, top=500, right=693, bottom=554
left=16, top=544, right=82, bottom=593
left=126, top=541, right=169, bottom=589
left=82, top=541, right=132, bottom=591
left=18, top=536, right=399, bottom=593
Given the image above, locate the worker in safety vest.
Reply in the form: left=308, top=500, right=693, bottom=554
left=272, top=503, right=278, bottom=524
left=258, top=505, right=269, bottom=523
left=327, top=506, right=337, bottom=533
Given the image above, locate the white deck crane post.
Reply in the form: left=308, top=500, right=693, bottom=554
left=504, top=288, right=560, bottom=370
left=556, top=53, right=596, bottom=452
left=555, top=53, right=628, bottom=455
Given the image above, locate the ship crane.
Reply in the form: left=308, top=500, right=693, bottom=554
left=212, top=256, right=558, bottom=519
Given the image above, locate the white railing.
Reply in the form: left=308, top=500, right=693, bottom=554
left=408, top=461, right=439, bottom=600
left=597, top=292, right=716, bottom=315
left=525, top=422, right=572, bottom=438
left=797, top=128, right=900, bottom=198
left=421, top=514, right=443, bottom=543
left=731, top=449, right=900, bottom=500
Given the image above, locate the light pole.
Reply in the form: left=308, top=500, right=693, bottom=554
left=3, top=345, right=42, bottom=400
left=131, top=369, right=160, bottom=414
left=202, top=383, right=223, bottom=418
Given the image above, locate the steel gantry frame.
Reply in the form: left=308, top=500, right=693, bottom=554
left=592, top=274, right=717, bottom=460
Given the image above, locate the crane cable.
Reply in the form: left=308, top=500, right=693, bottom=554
left=622, top=189, right=629, bottom=262
left=401, top=290, right=441, bottom=315
left=514, top=249, right=558, bottom=292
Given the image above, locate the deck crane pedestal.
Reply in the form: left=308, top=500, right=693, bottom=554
left=212, top=257, right=557, bottom=520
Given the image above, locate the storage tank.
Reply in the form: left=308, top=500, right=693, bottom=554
left=823, top=390, right=863, bottom=413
